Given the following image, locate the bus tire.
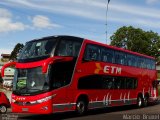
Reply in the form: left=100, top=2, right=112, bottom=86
left=137, top=95, right=143, bottom=108
left=143, top=95, right=149, bottom=107
left=0, top=105, right=7, bottom=113
left=76, top=99, right=87, bottom=115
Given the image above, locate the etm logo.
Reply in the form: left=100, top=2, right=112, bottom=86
left=94, top=63, right=122, bottom=75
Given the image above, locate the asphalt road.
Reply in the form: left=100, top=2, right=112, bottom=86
left=1, top=100, right=160, bottom=120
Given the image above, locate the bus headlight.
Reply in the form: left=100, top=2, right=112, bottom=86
left=12, top=99, right=16, bottom=103
left=12, top=94, right=56, bottom=105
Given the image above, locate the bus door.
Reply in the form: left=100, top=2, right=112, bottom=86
left=49, top=62, right=72, bottom=112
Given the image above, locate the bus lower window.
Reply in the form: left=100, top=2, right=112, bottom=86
left=78, top=75, right=138, bottom=90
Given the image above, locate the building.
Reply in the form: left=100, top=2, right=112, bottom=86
left=2, top=67, right=15, bottom=90
left=0, top=54, right=11, bottom=72
left=1, top=54, right=10, bottom=62
left=0, top=54, right=14, bottom=90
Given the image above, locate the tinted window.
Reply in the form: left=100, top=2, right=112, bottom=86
left=137, top=57, right=146, bottom=68
left=56, top=40, right=81, bottom=57
left=146, top=59, right=151, bottom=69
left=126, top=78, right=137, bottom=89
left=102, top=76, right=114, bottom=89
left=114, top=77, right=125, bottom=89
left=84, top=44, right=100, bottom=61
left=78, top=75, right=137, bottom=90
left=83, top=44, right=154, bottom=70
left=78, top=75, right=102, bottom=89
left=19, top=39, right=57, bottom=60
left=127, top=54, right=137, bottom=67
left=115, top=51, right=127, bottom=65
left=151, top=60, right=156, bottom=70
left=101, top=48, right=114, bottom=63
left=49, top=61, right=75, bottom=89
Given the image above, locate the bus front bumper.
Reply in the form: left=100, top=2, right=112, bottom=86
left=11, top=101, right=53, bottom=114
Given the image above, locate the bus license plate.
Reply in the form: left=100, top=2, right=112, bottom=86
left=22, top=108, right=29, bottom=112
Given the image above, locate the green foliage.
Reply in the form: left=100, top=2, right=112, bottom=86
left=110, top=26, right=160, bottom=61
left=10, top=43, right=24, bottom=61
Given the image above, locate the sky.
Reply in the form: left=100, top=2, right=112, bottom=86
left=0, top=0, right=160, bottom=54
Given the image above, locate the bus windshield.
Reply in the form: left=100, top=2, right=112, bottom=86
left=18, top=36, right=83, bottom=62
left=18, top=39, right=57, bottom=61
left=13, top=67, right=50, bottom=95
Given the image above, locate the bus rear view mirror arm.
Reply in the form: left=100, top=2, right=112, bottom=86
left=1, top=62, right=16, bottom=77
left=42, top=56, right=73, bottom=73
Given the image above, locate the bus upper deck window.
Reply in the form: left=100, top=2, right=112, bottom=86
left=84, top=44, right=100, bottom=61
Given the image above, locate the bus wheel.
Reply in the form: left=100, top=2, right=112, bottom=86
left=0, top=105, right=7, bottom=113
left=76, top=100, right=87, bottom=115
left=137, top=96, right=143, bottom=108
left=143, top=96, right=149, bottom=107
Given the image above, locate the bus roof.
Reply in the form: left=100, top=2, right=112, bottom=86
left=28, top=35, right=84, bottom=43
left=26, top=35, right=155, bottom=60
left=84, top=39, right=155, bottom=60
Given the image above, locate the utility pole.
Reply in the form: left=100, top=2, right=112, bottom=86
left=106, top=0, right=110, bottom=44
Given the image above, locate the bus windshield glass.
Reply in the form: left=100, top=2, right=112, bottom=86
left=18, top=39, right=57, bottom=60
left=13, top=67, right=50, bottom=95
left=18, top=36, right=83, bottom=62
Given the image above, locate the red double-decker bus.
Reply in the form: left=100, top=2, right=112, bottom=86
left=2, top=35, right=158, bottom=114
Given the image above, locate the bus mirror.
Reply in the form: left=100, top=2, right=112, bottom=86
left=1, top=62, right=16, bottom=77
left=42, top=57, right=73, bottom=73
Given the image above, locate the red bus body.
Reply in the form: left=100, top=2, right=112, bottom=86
left=2, top=36, right=158, bottom=114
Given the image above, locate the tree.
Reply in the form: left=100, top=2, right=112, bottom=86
left=110, top=26, right=160, bottom=61
left=10, top=43, right=24, bottom=61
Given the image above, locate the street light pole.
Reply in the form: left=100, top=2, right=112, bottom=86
left=106, top=0, right=110, bottom=44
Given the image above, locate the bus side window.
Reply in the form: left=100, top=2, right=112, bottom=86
left=126, top=78, right=137, bottom=89
left=101, top=48, right=114, bottom=63
left=114, top=77, right=125, bottom=89
left=146, top=59, right=151, bottom=69
left=114, top=77, right=121, bottom=89
left=56, top=40, right=74, bottom=56
left=137, top=57, right=146, bottom=68
left=151, top=60, right=156, bottom=70
left=127, top=54, right=137, bottom=67
left=134, top=79, right=138, bottom=89
left=44, top=40, right=56, bottom=54
left=132, top=55, right=137, bottom=67
left=84, top=44, right=100, bottom=61
left=103, top=76, right=114, bottom=89
left=73, top=42, right=81, bottom=57
left=115, top=51, right=127, bottom=65
left=127, top=54, right=132, bottom=66
left=142, top=58, right=146, bottom=68
left=78, top=75, right=102, bottom=89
